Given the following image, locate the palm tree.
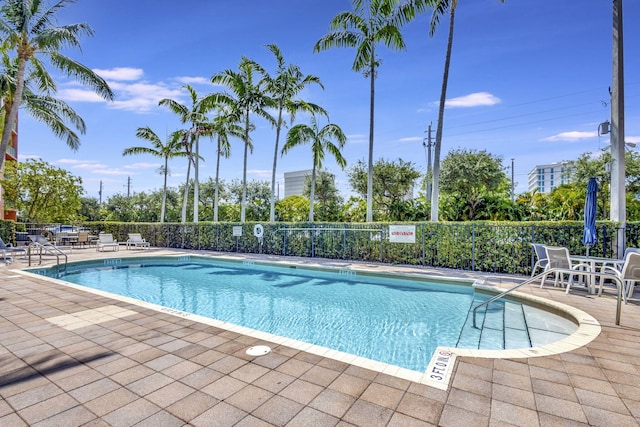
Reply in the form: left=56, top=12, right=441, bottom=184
left=314, top=0, right=429, bottom=222
left=159, top=85, right=214, bottom=223
left=0, top=0, right=114, bottom=171
left=427, top=0, right=505, bottom=221
left=209, top=108, right=243, bottom=222
left=281, top=115, right=347, bottom=222
left=211, top=57, right=276, bottom=223
left=252, top=44, right=328, bottom=223
left=123, top=128, right=187, bottom=223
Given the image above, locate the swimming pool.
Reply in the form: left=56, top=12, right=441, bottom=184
left=30, top=256, right=580, bottom=374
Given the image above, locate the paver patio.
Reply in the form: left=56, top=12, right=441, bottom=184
left=1, top=248, right=639, bottom=426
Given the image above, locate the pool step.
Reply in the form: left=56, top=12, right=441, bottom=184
left=456, top=297, right=532, bottom=351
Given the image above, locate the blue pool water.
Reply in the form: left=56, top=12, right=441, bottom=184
left=35, top=257, right=577, bottom=372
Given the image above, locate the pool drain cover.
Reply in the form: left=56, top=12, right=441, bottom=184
left=246, top=345, right=271, bottom=356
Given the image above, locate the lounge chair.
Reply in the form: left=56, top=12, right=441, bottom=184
left=126, top=233, right=150, bottom=249
left=531, top=243, right=548, bottom=277
left=0, top=237, right=27, bottom=260
left=541, top=246, right=590, bottom=289
left=600, top=252, right=640, bottom=300
left=97, top=233, right=119, bottom=252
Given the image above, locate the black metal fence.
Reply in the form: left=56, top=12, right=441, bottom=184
left=3, top=220, right=635, bottom=276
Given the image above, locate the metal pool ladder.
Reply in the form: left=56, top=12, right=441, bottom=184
left=27, top=243, right=68, bottom=272
left=472, top=268, right=625, bottom=328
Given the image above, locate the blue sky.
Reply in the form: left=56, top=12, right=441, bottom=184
left=18, top=0, right=640, bottom=201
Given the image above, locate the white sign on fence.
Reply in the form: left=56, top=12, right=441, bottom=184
left=389, top=225, right=416, bottom=243
left=232, top=226, right=243, bottom=237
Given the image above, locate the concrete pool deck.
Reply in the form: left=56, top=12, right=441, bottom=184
left=1, top=247, right=639, bottom=426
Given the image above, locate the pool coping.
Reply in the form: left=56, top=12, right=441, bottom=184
left=16, top=252, right=601, bottom=391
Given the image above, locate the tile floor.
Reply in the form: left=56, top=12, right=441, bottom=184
left=1, top=247, right=639, bottom=426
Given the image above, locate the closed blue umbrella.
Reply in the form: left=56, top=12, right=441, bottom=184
left=582, top=177, right=598, bottom=256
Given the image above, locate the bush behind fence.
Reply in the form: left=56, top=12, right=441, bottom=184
left=3, top=220, right=636, bottom=276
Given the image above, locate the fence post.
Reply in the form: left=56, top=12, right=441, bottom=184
left=311, top=223, right=315, bottom=258
left=283, top=225, right=287, bottom=256
left=379, top=224, right=383, bottom=263
left=471, top=223, right=476, bottom=271
left=421, top=223, right=426, bottom=266
left=343, top=224, right=347, bottom=260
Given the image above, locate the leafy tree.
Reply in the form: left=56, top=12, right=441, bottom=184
left=0, top=158, right=83, bottom=222
left=211, top=58, right=276, bottom=222
left=0, top=0, right=113, bottom=171
left=427, top=0, right=506, bottom=222
left=225, top=179, right=271, bottom=222
left=79, top=196, right=103, bottom=221
left=275, top=195, right=310, bottom=222
left=347, top=158, right=420, bottom=220
left=439, top=148, right=507, bottom=220
left=303, top=171, right=344, bottom=221
left=253, top=44, right=327, bottom=222
left=123, top=127, right=187, bottom=223
left=282, top=115, right=347, bottom=221
left=314, top=0, right=428, bottom=222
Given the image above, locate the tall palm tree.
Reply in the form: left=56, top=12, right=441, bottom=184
left=0, top=0, right=113, bottom=171
left=252, top=44, right=328, bottom=223
left=282, top=115, right=347, bottom=222
left=427, top=0, right=505, bottom=221
left=211, top=57, right=275, bottom=223
left=314, top=0, right=429, bottom=222
left=209, top=107, right=243, bottom=222
left=123, top=127, right=187, bottom=223
left=159, top=85, right=214, bottom=223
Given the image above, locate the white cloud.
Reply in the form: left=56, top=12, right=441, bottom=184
left=347, top=134, right=367, bottom=144
left=248, top=169, right=272, bottom=180
left=93, top=67, right=144, bottom=81
left=92, top=168, right=134, bottom=176
left=397, top=137, right=423, bottom=143
left=541, top=131, right=597, bottom=142
left=175, top=76, right=210, bottom=85
left=57, top=88, right=105, bottom=102
left=124, top=162, right=160, bottom=169
left=443, top=92, right=502, bottom=108
left=626, top=136, right=640, bottom=144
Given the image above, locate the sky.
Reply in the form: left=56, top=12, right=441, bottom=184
left=17, top=0, right=640, bottom=201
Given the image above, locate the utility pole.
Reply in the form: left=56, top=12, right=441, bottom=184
left=511, top=158, right=515, bottom=202
left=127, top=176, right=131, bottom=198
left=423, top=123, right=434, bottom=202
left=610, top=0, right=625, bottom=256
left=98, top=180, right=103, bottom=204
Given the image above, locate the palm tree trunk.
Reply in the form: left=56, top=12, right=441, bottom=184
left=309, top=165, right=317, bottom=222
left=0, top=57, right=27, bottom=171
left=161, top=157, right=168, bottom=223
left=431, top=5, right=456, bottom=222
left=193, top=136, right=199, bottom=223
left=181, top=156, right=192, bottom=223
left=270, top=109, right=284, bottom=223
left=366, top=46, right=376, bottom=223
left=241, top=113, right=250, bottom=223
left=214, top=136, right=222, bottom=222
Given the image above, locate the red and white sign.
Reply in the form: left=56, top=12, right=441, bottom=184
left=389, top=225, right=416, bottom=243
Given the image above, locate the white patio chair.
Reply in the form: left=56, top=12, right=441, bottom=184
left=600, top=252, right=640, bottom=300
left=96, top=233, right=119, bottom=252
left=126, top=233, right=150, bottom=249
left=541, top=246, right=590, bottom=289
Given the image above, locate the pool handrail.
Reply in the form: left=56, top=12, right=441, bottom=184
left=472, top=268, right=624, bottom=328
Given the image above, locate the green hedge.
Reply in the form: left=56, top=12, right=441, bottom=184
left=3, top=220, right=632, bottom=276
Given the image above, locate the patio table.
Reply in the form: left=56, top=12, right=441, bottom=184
left=570, top=255, right=620, bottom=294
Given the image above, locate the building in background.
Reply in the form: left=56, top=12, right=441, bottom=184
left=527, top=161, right=573, bottom=194
left=284, top=169, right=312, bottom=198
